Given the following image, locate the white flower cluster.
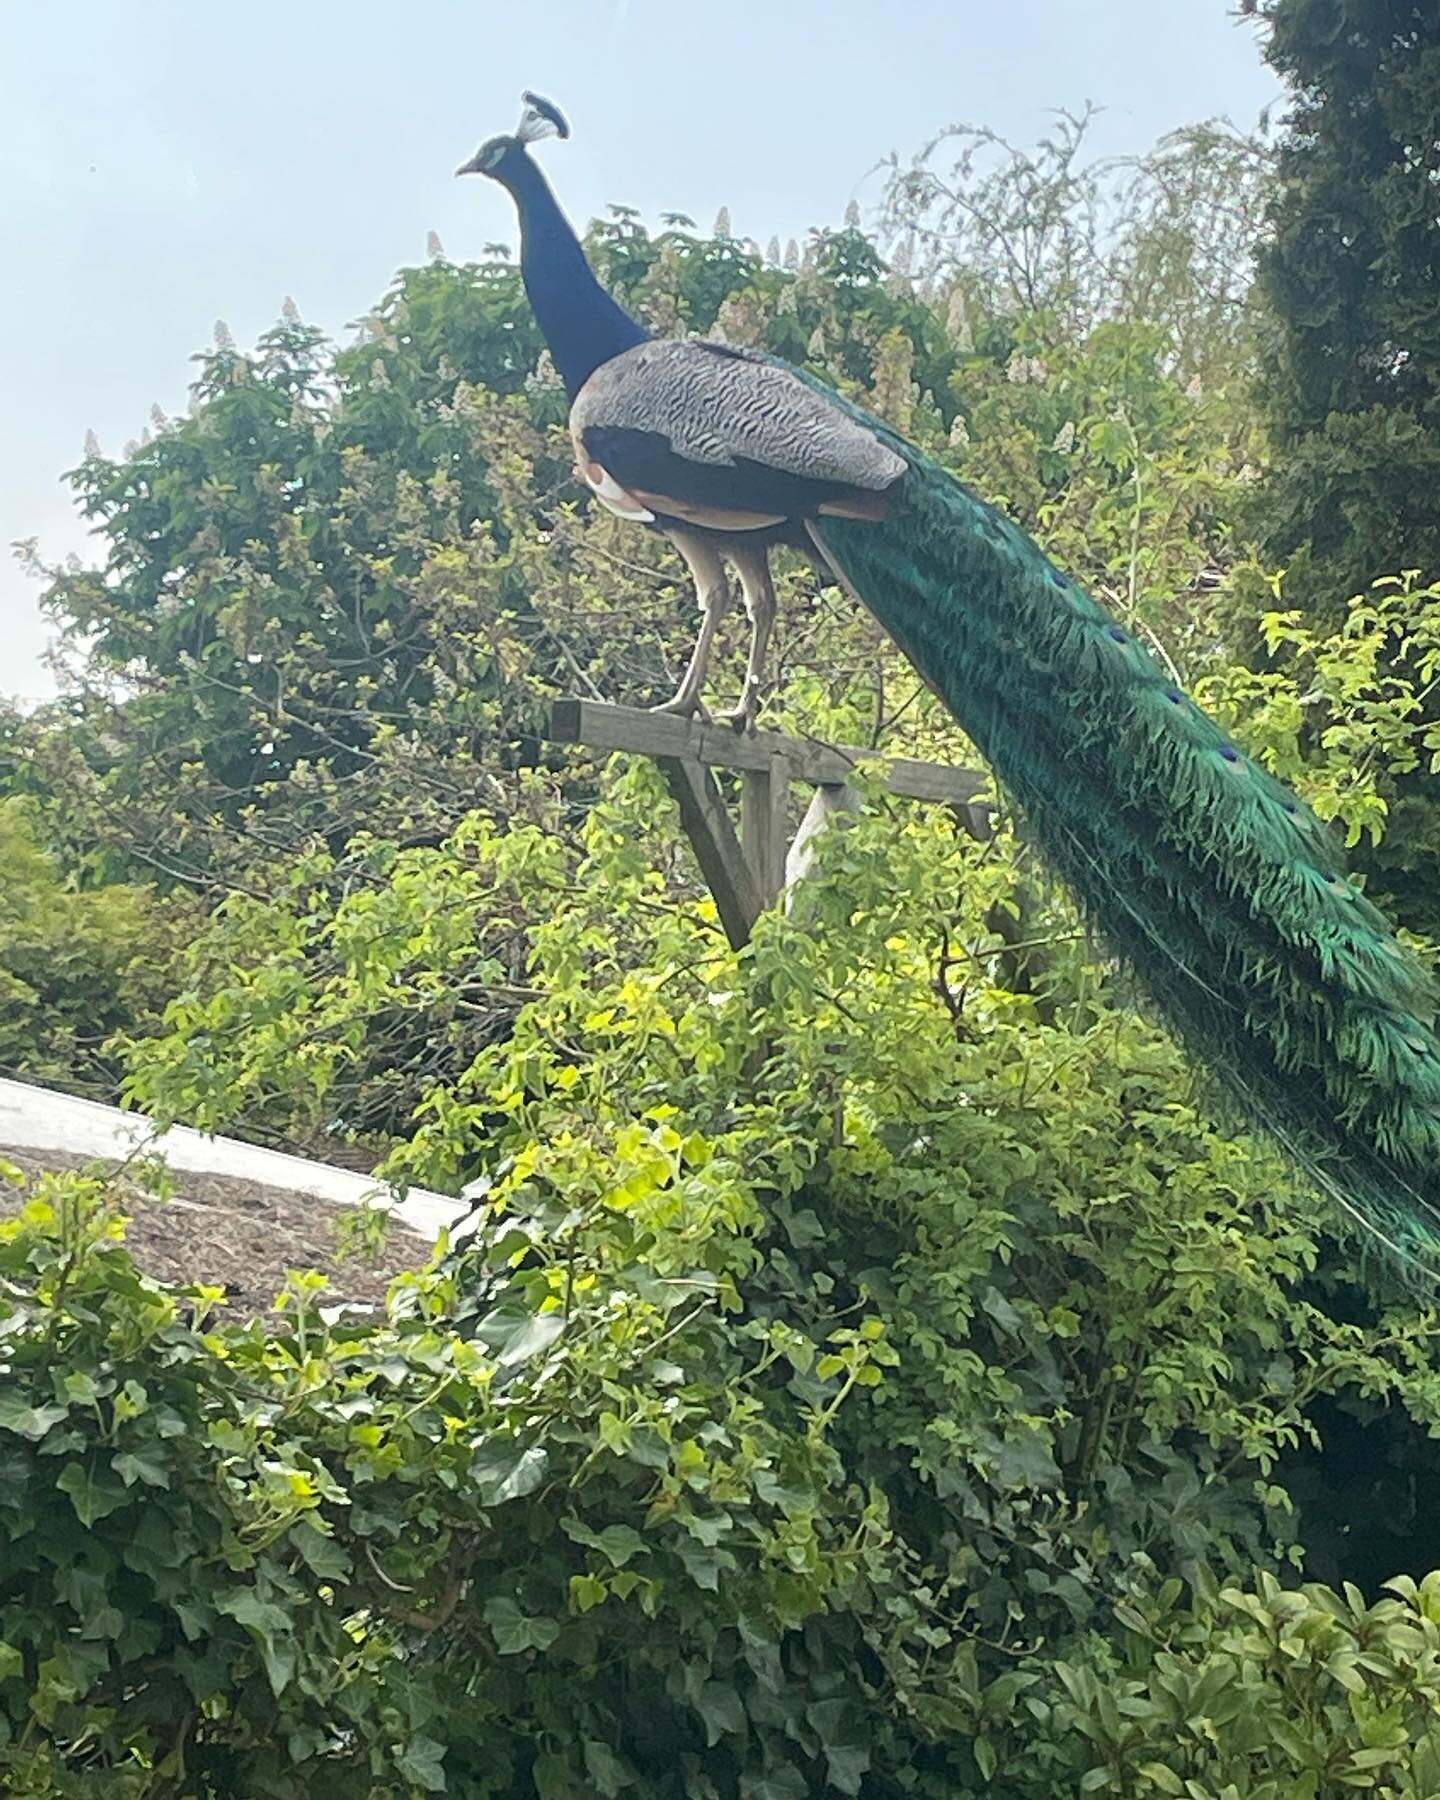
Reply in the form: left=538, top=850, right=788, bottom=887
left=1006, top=351, right=1048, bottom=385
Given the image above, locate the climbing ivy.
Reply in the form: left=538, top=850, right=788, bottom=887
left=7, top=1158, right=1440, bottom=1796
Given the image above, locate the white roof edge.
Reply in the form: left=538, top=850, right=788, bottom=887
left=0, top=1077, right=469, bottom=1242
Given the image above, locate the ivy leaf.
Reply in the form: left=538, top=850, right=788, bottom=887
left=217, top=1589, right=297, bottom=1696
left=56, top=1460, right=128, bottom=1526
left=33, top=1640, right=110, bottom=1720
left=569, top=1573, right=607, bottom=1613
left=624, top=1428, right=669, bottom=1470
left=806, top=1698, right=870, bottom=1795
left=680, top=1511, right=732, bottom=1548
left=992, top=1428, right=1061, bottom=1492
left=0, top=1397, right=69, bottom=1442
left=979, top=1284, right=1024, bottom=1337
left=592, top=1524, right=645, bottom=1567
left=471, top=1439, right=549, bottom=1505
left=150, top=1405, right=190, bottom=1439
left=675, top=1540, right=735, bottom=1591
left=582, top=1739, right=631, bottom=1795
left=533, top=1752, right=577, bottom=1800
left=483, top=1595, right=561, bottom=1656
left=112, top=1446, right=170, bottom=1489
left=781, top=1207, right=826, bottom=1249
left=395, top=1732, right=448, bottom=1792
left=695, top=1681, right=746, bottom=1747
left=494, top=1309, right=565, bottom=1369
left=289, top=1520, right=351, bottom=1580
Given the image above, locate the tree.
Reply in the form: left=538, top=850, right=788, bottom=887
left=1252, top=0, right=1440, bottom=933
left=880, top=107, right=1272, bottom=384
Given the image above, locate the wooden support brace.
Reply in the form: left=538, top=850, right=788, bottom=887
left=656, top=756, right=762, bottom=950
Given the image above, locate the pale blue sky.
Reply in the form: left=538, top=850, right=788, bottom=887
left=1, top=1, right=1281, bottom=700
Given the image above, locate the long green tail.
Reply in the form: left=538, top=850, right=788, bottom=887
left=812, top=423, right=1440, bottom=1264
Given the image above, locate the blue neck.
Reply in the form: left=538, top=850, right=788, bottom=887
left=498, top=152, right=649, bottom=398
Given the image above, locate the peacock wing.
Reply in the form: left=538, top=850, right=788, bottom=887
left=570, top=339, right=906, bottom=528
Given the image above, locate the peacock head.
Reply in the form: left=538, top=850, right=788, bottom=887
left=455, top=92, right=570, bottom=185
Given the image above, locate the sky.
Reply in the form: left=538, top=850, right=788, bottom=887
left=0, top=1, right=1283, bottom=702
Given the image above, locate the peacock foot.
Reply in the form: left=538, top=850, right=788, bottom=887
left=649, top=691, right=711, bottom=722
left=719, top=684, right=763, bottom=733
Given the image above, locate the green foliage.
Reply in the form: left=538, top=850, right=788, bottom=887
left=11, top=769, right=1440, bottom=1791
left=0, top=799, right=185, bottom=1096
left=1252, top=0, right=1440, bottom=936
left=1197, top=572, right=1440, bottom=865
left=27, top=287, right=548, bottom=869
left=112, top=809, right=565, bottom=1144
left=106, top=762, right=1440, bottom=1784
left=0, top=1146, right=876, bottom=1796
left=1015, top=1572, right=1440, bottom=1795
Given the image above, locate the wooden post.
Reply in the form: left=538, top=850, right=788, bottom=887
left=544, top=700, right=989, bottom=946
left=741, top=753, right=791, bottom=909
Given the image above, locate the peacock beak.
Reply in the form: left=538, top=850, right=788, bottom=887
left=455, top=154, right=483, bottom=177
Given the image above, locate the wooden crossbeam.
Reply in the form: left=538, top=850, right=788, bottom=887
left=547, top=700, right=987, bottom=807
left=544, top=699, right=990, bottom=947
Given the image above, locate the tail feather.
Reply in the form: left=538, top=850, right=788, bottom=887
left=808, top=418, right=1440, bottom=1263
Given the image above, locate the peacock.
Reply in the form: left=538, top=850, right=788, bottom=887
left=457, top=94, right=1440, bottom=1265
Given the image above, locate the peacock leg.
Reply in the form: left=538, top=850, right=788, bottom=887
left=719, top=543, right=776, bottom=731
left=651, top=530, right=733, bottom=718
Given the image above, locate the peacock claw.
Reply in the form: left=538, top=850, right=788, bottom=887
left=720, top=694, right=761, bottom=733
left=649, top=693, right=711, bottom=723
